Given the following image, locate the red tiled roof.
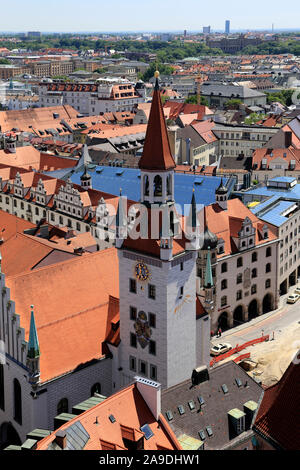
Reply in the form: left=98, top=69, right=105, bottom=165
left=139, top=81, right=175, bottom=172
left=205, top=199, right=277, bottom=257
left=5, top=249, right=120, bottom=382
left=254, top=351, right=300, bottom=450
left=36, top=382, right=181, bottom=450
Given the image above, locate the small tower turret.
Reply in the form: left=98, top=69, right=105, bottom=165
left=215, top=177, right=228, bottom=210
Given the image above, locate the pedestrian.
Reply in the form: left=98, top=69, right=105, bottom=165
left=211, top=330, right=214, bottom=338
left=218, top=327, right=222, bottom=337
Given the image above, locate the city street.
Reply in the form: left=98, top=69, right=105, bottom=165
left=210, top=286, right=300, bottom=385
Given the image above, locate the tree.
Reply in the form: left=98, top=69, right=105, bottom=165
left=224, top=98, right=242, bottom=109
left=141, top=63, right=174, bottom=82
left=185, top=95, right=209, bottom=106
left=244, top=113, right=267, bottom=125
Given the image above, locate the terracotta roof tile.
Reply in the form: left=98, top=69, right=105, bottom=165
left=36, top=383, right=181, bottom=450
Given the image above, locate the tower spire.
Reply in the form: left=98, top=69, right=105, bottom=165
left=138, top=71, right=175, bottom=172
left=27, top=305, right=40, bottom=359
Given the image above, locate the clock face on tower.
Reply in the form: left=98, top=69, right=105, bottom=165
left=134, top=261, right=150, bottom=282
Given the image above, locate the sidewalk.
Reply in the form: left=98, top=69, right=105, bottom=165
left=211, top=287, right=292, bottom=342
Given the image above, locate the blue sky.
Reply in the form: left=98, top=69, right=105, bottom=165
left=0, top=0, right=299, bottom=32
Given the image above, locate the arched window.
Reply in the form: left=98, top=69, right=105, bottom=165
left=221, top=262, right=227, bottom=273
left=13, top=379, right=22, bottom=425
left=153, top=175, right=162, bottom=197
left=266, top=263, right=271, bottom=273
left=144, top=175, right=149, bottom=196
left=236, top=273, right=243, bottom=284
left=221, top=279, right=227, bottom=290
left=170, top=210, right=175, bottom=235
left=252, top=252, right=257, bottom=262
left=266, top=247, right=271, bottom=257
left=57, top=398, right=68, bottom=415
left=251, top=268, right=257, bottom=278
left=167, top=175, right=172, bottom=196
left=237, top=257, right=243, bottom=268
left=91, top=383, right=101, bottom=396
left=221, top=296, right=227, bottom=307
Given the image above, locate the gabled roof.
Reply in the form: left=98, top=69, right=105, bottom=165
left=139, top=79, right=175, bottom=172
left=36, top=382, right=181, bottom=451
left=5, top=249, right=120, bottom=382
left=254, top=350, right=300, bottom=450
left=205, top=199, right=277, bottom=257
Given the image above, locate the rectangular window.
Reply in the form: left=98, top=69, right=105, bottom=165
left=130, top=306, right=137, bottom=321
left=129, top=356, right=136, bottom=372
left=148, top=284, right=156, bottom=300
left=139, top=360, right=147, bottom=376
left=129, top=278, right=137, bottom=294
left=149, top=340, right=156, bottom=356
left=150, top=364, right=157, bottom=381
left=130, top=333, right=137, bottom=348
left=149, top=313, right=156, bottom=328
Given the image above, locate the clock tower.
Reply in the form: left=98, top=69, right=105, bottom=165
left=116, top=72, right=200, bottom=390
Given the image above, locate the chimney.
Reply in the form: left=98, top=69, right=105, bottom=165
left=285, top=131, right=292, bottom=148
left=54, top=430, right=67, bottom=449
left=134, top=376, right=161, bottom=420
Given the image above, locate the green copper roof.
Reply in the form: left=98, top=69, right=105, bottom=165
left=204, top=248, right=213, bottom=288
left=27, top=306, right=40, bottom=359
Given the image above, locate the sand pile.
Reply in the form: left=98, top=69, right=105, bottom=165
left=249, top=322, right=300, bottom=387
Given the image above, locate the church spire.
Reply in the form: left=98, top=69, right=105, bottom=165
left=139, top=71, right=175, bottom=172
left=27, top=305, right=40, bottom=359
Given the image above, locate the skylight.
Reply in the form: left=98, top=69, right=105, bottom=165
left=109, top=414, right=116, bottom=423
left=140, top=424, right=154, bottom=440
left=178, top=405, right=185, bottom=415
left=198, top=396, right=205, bottom=406
left=166, top=410, right=173, bottom=421
left=221, top=384, right=228, bottom=394
left=235, top=378, right=242, bottom=388
left=198, top=430, right=206, bottom=441
left=206, top=426, right=213, bottom=437
left=188, top=400, right=195, bottom=411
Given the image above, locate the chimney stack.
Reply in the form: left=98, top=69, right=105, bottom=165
left=135, top=376, right=161, bottom=420
left=54, top=430, right=67, bottom=449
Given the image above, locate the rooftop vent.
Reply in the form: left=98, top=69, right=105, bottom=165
left=191, top=366, right=209, bottom=386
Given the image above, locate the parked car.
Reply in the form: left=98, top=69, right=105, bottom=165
left=294, top=287, right=300, bottom=295
left=210, top=343, right=232, bottom=356
left=287, top=293, right=300, bottom=304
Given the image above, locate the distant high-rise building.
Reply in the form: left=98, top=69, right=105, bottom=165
left=28, top=31, right=42, bottom=38
left=203, top=26, right=211, bottom=34
left=225, top=20, right=230, bottom=34
left=184, top=29, right=187, bottom=37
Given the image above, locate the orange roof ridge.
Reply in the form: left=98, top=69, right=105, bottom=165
left=139, top=77, right=175, bottom=172
left=6, top=246, right=117, bottom=280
